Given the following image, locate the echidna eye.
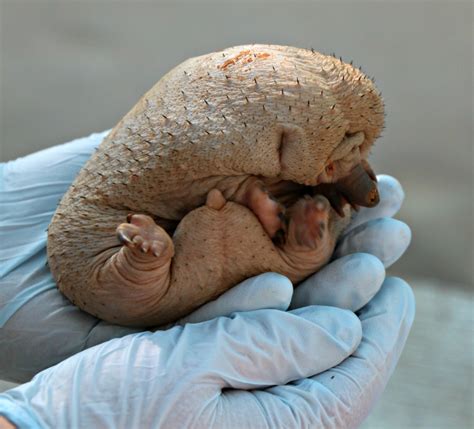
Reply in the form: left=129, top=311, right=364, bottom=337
left=325, top=163, right=334, bottom=174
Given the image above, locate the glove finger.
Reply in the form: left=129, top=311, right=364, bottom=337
left=345, top=175, right=405, bottom=234
left=306, top=277, right=415, bottom=427
left=216, top=277, right=414, bottom=428
left=334, top=218, right=411, bottom=268
left=183, top=306, right=362, bottom=391
left=290, top=253, right=385, bottom=312
left=176, top=273, right=293, bottom=325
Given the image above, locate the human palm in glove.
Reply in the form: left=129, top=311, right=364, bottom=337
left=0, top=131, right=414, bottom=428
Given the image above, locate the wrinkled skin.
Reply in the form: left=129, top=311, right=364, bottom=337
left=47, top=45, right=384, bottom=327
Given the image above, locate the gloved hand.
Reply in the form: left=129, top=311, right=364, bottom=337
left=0, top=131, right=414, bottom=428
left=0, top=275, right=414, bottom=429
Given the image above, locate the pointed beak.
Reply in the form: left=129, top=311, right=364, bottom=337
left=336, top=163, right=379, bottom=208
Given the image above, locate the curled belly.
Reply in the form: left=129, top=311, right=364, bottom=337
left=48, top=159, right=379, bottom=327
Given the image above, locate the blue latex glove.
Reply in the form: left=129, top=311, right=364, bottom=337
left=0, top=283, right=413, bottom=428
left=0, top=132, right=414, bottom=428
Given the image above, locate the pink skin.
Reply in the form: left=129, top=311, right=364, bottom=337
left=115, top=185, right=332, bottom=264
left=115, top=160, right=379, bottom=262
left=102, top=161, right=379, bottom=327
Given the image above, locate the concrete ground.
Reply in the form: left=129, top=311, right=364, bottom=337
left=363, top=278, right=473, bottom=428
left=1, top=277, right=472, bottom=428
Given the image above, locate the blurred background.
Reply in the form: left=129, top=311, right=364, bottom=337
left=0, top=0, right=472, bottom=427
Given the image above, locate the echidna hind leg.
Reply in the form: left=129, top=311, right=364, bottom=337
left=91, top=213, right=175, bottom=326
left=116, top=214, right=175, bottom=258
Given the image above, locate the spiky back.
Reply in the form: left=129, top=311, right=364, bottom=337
left=65, top=44, right=384, bottom=218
